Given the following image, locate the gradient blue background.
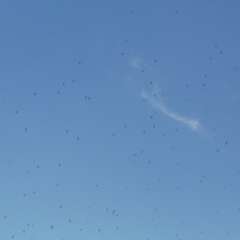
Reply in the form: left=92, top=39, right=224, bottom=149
left=1, top=1, right=240, bottom=239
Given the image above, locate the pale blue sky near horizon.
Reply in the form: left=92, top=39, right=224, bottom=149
left=0, top=1, right=240, bottom=240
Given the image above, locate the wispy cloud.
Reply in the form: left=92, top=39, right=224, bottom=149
left=141, top=88, right=201, bottom=131
left=131, top=57, right=152, bottom=71
left=128, top=56, right=201, bottom=131
left=131, top=57, right=142, bottom=68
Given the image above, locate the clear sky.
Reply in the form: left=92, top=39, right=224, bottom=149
left=1, top=1, right=240, bottom=240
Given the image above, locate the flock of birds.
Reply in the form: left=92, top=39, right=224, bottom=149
left=1, top=8, right=238, bottom=240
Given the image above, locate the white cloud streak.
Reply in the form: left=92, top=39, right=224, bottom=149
left=131, top=57, right=142, bottom=68
left=141, top=89, right=201, bottom=131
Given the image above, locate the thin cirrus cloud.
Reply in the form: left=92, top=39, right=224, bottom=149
left=131, top=57, right=151, bottom=70
left=131, top=57, right=142, bottom=68
left=129, top=56, right=200, bottom=131
left=141, top=88, right=201, bottom=131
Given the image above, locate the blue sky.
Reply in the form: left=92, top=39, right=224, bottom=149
left=0, top=1, right=240, bottom=239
